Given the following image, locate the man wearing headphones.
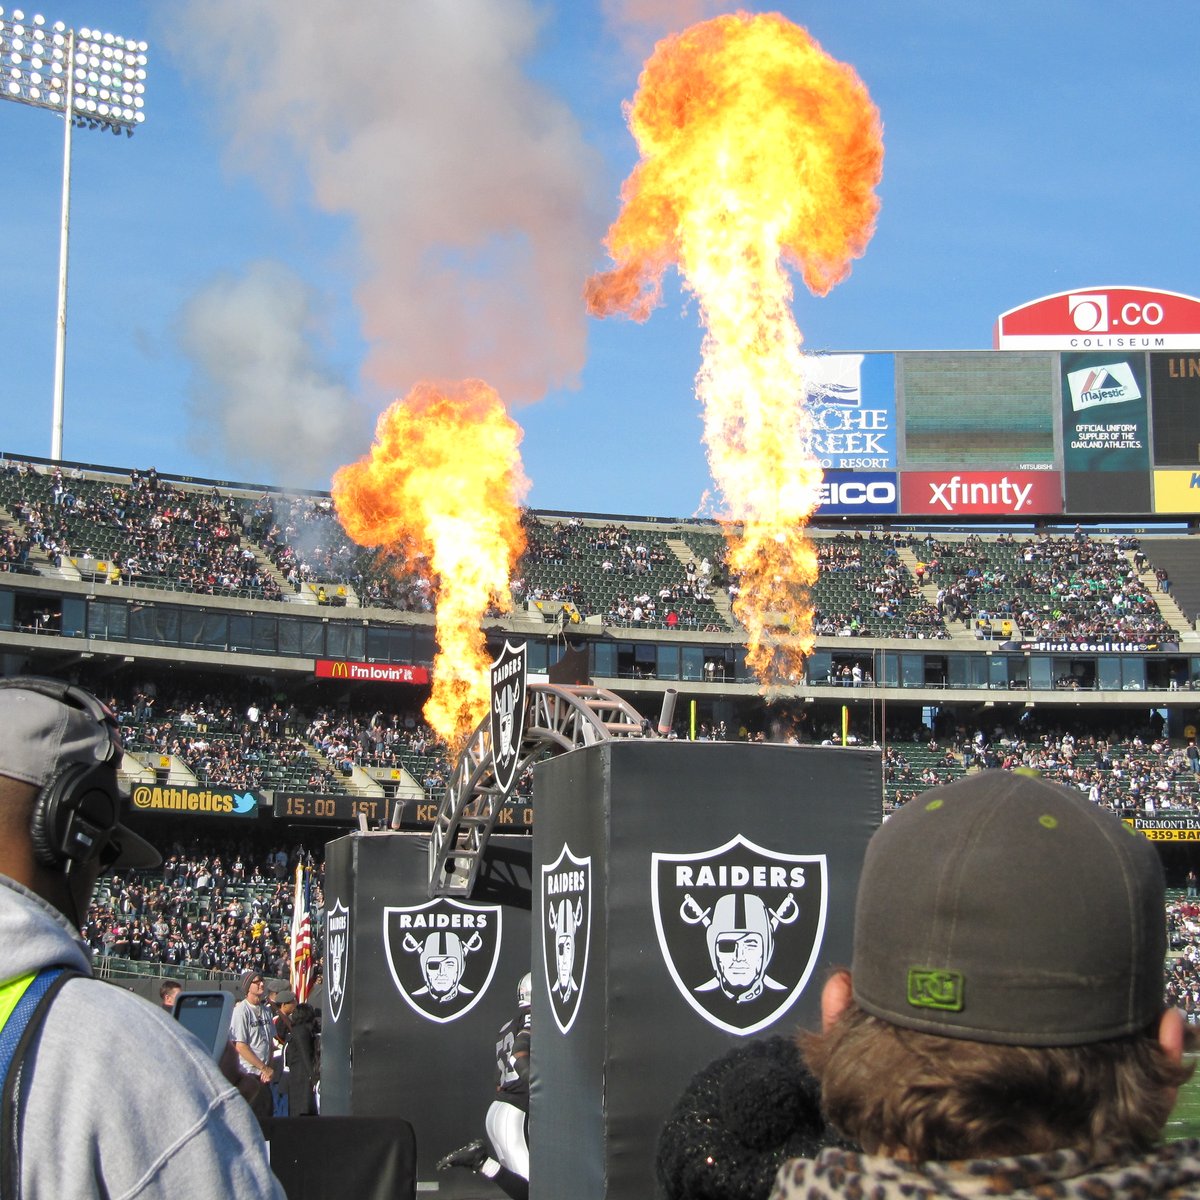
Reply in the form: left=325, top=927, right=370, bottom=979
left=0, top=676, right=284, bottom=1198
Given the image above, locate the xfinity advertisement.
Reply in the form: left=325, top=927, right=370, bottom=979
left=900, top=470, right=1062, bottom=517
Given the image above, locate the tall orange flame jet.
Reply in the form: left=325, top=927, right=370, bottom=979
left=586, top=13, right=883, bottom=685
left=332, top=381, right=529, bottom=750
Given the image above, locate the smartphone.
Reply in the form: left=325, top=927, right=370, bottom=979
left=172, top=990, right=234, bottom=1060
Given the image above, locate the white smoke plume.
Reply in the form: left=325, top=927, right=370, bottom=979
left=599, top=0, right=724, bottom=52
left=178, top=261, right=370, bottom=481
left=166, top=0, right=607, bottom=454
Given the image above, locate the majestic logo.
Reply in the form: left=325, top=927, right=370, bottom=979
left=489, top=640, right=528, bottom=796
left=383, top=899, right=502, bottom=1023
left=326, top=899, right=350, bottom=1024
left=652, top=835, right=828, bottom=1036
left=1067, top=362, right=1141, bottom=412
left=541, top=844, right=591, bottom=1034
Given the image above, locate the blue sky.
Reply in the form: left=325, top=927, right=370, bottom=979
left=2, top=1, right=1199, bottom=518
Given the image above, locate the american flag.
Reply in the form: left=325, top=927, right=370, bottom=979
left=290, top=863, right=315, bottom=1004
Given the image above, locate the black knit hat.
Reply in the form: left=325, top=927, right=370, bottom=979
left=852, top=771, right=1165, bottom=1046
left=656, top=1036, right=846, bottom=1200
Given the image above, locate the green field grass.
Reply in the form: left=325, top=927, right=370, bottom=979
left=1166, top=1053, right=1200, bottom=1141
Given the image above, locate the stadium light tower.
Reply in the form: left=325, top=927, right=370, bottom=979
left=0, top=7, right=147, bottom=462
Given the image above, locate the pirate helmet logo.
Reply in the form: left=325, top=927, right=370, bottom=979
left=489, top=640, right=528, bottom=796
left=383, top=898, right=503, bottom=1023
left=326, top=898, right=350, bottom=1024
left=540, top=844, right=591, bottom=1034
left=652, top=834, right=827, bottom=1036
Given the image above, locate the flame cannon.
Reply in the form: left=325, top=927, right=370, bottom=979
left=427, top=684, right=670, bottom=897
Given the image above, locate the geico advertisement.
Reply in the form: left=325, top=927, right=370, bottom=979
left=816, top=470, right=898, bottom=515
left=1153, top=470, right=1200, bottom=513
left=900, top=471, right=1062, bottom=516
left=131, top=785, right=259, bottom=816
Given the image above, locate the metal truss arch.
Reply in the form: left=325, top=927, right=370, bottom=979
left=427, top=684, right=650, bottom=897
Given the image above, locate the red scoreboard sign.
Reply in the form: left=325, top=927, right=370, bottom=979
left=900, top=471, right=1062, bottom=516
left=994, top=287, right=1200, bottom=350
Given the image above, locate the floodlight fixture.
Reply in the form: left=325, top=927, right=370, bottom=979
left=0, top=7, right=147, bottom=461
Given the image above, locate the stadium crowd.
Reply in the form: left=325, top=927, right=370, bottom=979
left=98, top=682, right=453, bottom=798
left=927, top=529, right=1175, bottom=644
left=0, top=458, right=1188, bottom=648
left=84, top=839, right=322, bottom=981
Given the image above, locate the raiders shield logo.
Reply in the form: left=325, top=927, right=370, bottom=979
left=540, top=844, right=591, bottom=1035
left=651, top=835, right=827, bottom=1036
left=489, top=640, right=528, bottom=796
left=383, top=898, right=503, bottom=1024
left=325, top=899, right=350, bottom=1024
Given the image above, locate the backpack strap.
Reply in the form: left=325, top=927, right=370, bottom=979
left=0, top=968, right=82, bottom=1200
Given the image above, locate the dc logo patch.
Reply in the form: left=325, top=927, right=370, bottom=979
left=541, top=844, right=591, bottom=1034
left=651, top=835, right=827, bottom=1036
left=489, top=640, right=528, bottom=795
left=325, top=899, right=350, bottom=1024
left=383, top=899, right=502, bottom=1024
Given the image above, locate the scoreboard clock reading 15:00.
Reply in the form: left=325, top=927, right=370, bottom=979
left=273, top=794, right=385, bottom=824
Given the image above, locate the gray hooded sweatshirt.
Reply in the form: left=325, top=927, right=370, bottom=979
left=0, top=874, right=285, bottom=1199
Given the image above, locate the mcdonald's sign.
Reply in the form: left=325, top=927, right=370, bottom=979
left=316, top=659, right=431, bottom=684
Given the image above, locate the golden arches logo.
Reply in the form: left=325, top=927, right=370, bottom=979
left=330, top=661, right=350, bottom=679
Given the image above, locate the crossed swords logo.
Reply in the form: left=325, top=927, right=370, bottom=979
left=400, top=930, right=484, bottom=1002
left=679, top=890, right=800, bottom=1001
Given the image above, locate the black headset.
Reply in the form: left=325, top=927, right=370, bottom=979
left=0, top=677, right=123, bottom=871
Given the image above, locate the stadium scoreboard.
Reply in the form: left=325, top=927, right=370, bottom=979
left=274, top=793, right=385, bottom=824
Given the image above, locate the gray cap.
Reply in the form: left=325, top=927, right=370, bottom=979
left=0, top=681, right=160, bottom=870
left=852, top=771, right=1164, bottom=1046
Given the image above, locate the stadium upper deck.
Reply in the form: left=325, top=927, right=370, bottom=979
left=0, top=451, right=1198, bottom=723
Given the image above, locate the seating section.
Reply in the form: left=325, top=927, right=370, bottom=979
left=809, top=535, right=946, bottom=639
left=0, top=464, right=282, bottom=600
left=922, top=531, right=1176, bottom=644
left=0, top=458, right=1187, bottom=645
left=237, top=492, right=431, bottom=611
left=85, top=843, right=321, bottom=983
left=515, top=518, right=732, bottom=630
